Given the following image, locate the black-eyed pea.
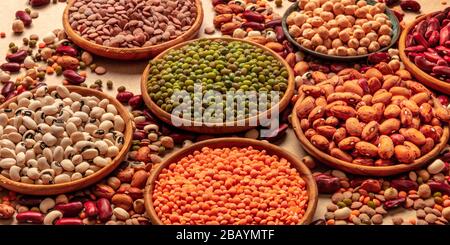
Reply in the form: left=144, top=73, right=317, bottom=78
left=378, top=135, right=394, bottom=159
left=310, top=134, right=330, bottom=151
left=330, top=148, right=353, bottom=162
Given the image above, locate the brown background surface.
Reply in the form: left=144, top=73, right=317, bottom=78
left=0, top=0, right=446, bottom=224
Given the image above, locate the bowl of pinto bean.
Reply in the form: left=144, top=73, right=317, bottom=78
left=399, top=8, right=450, bottom=95
left=292, top=66, right=450, bottom=176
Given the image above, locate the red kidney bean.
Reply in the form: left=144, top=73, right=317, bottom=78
left=133, top=130, right=147, bottom=140
left=408, top=52, right=424, bottom=60
left=357, top=78, right=370, bottom=94
left=437, top=95, right=449, bottom=106
left=242, top=10, right=265, bottom=23
left=97, top=198, right=112, bottom=222
left=440, top=25, right=450, bottom=46
left=16, top=211, right=44, bottom=224
left=444, top=55, right=450, bottom=63
left=400, top=0, right=421, bottom=12
left=116, top=91, right=134, bottom=103
left=406, top=33, right=415, bottom=47
left=6, top=50, right=27, bottom=63
left=445, top=40, right=450, bottom=48
left=360, top=179, right=381, bottom=193
left=390, top=179, right=418, bottom=191
left=437, top=59, right=448, bottom=66
left=169, top=133, right=196, bottom=144
left=315, top=174, right=340, bottom=194
left=63, top=70, right=85, bottom=84
left=17, top=196, right=42, bottom=206
left=241, top=22, right=264, bottom=31
left=128, top=95, right=143, bottom=109
left=264, top=123, right=288, bottom=142
left=383, top=197, right=406, bottom=209
left=265, top=19, right=281, bottom=29
left=283, top=40, right=295, bottom=54
left=15, top=11, right=32, bottom=26
left=390, top=134, right=405, bottom=145
left=413, top=32, right=429, bottom=48
left=55, top=202, right=83, bottom=217
left=433, top=66, right=450, bottom=77
left=414, top=20, right=427, bottom=37
left=405, top=45, right=426, bottom=52
left=436, top=46, right=450, bottom=55
left=392, top=9, right=404, bottom=22
left=433, top=12, right=446, bottom=23
left=275, top=26, right=285, bottom=42
left=55, top=218, right=83, bottom=225
left=414, top=56, right=436, bottom=72
left=135, top=121, right=150, bottom=130
left=56, top=45, right=78, bottom=57
left=1, top=63, right=20, bottom=72
left=29, top=0, right=50, bottom=7
left=429, top=31, right=440, bottom=47
left=425, top=18, right=440, bottom=39
left=83, top=201, right=98, bottom=218
left=368, top=52, right=390, bottom=64
left=428, top=181, right=450, bottom=195
left=330, top=64, right=347, bottom=73
left=1, top=82, right=15, bottom=96
left=424, top=51, right=443, bottom=63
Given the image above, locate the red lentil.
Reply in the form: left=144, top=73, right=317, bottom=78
left=153, top=146, right=309, bottom=225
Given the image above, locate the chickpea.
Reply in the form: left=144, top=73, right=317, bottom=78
left=359, top=37, right=370, bottom=47
left=357, top=47, right=368, bottom=55
left=353, top=28, right=365, bottom=39
left=286, top=12, right=298, bottom=26
left=294, top=14, right=308, bottom=26
left=289, top=25, right=302, bottom=38
left=342, top=0, right=355, bottom=6
left=375, top=17, right=387, bottom=25
left=388, top=48, right=399, bottom=57
left=320, top=11, right=334, bottom=22
left=298, top=0, right=309, bottom=10
left=323, top=38, right=332, bottom=49
left=348, top=38, right=359, bottom=49
left=375, top=3, right=386, bottom=12
left=296, top=37, right=305, bottom=43
left=355, top=8, right=368, bottom=18
left=304, top=11, right=314, bottom=17
left=302, top=39, right=313, bottom=49
left=336, top=46, right=348, bottom=56
left=386, top=20, right=392, bottom=27
left=328, top=19, right=339, bottom=28
left=346, top=15, right=356, bottom=25
left=357, top=0, right=367, bottom=7
left=315, top=45, right=328, bottom=54
left=366, top=32, right=378, bottom=42
left=304, top=2, right=318, bottom=11
left=333, top=3, right=345, bottom=15
left=329, top=27, right=340, bottom=39
left=301, top=23, right=312, bottom=30
left=347, top=48, right=357, bottom=56
left=339, top=29, right=351, bottom=43
left=311, top=34, right=324, bottom=47
left=337, top=17, right=351, bottom=29
left=388, top=59, right=401, bottom=71
left=332, top=38, right=343, bottom=48
left=322, top=2, right=333, bottom=12
left=369, top=6, right=381, bottom=16
left=374, top=13, right=387, bottom=20
left=378, top=24, right=392, bottom=36
left=309, top=16, right=325, bottom=27
left=378, top=35, right=392, bottom=47
left=317, top=26, right=329, bottom=39
left=368, top=41, right=381, bottom=52
left=362, top=22, right=372, bottom=33
left=302, top=28, right=316, bottom=39
left=319, top=0, right=328, bottom=5
left=328, top=48, right=337, bottom=56
left=344, top=5, right=357, bottom=15
left=313, top=8, right=324, bottom=17
left=366, top=14, right=374, bottom=21
left=355, top=18, right=367, bottom=26
left=370, top=21, right=381, bottom=31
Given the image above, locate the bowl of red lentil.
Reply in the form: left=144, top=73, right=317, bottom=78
left=144, top=138, right=318, bottom=225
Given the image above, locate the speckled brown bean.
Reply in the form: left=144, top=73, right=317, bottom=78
left=401, top=128, right=426, bottom=146
left=338, top=137, right=361, bottom=151
left=378, top=135, right=394, bottom=159
left=330, top=148, right=353, bottom=162
left=345, top=118, right=363, bottom=137
left=361, top=121, right=379, bottom=141
left=311, top=135, right=330, bottom=151
left=355, top=142, right=379, bottom=157
left=379, top=119, right=401, bottom=135
left=394, top=145, right=416, bottom=163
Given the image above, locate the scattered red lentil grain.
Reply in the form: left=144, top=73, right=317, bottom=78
left=0, top=32, right=5, bottom=38
left=38, top=42, right=46, bottom=49
left=153, top=146, right=309, bottom=225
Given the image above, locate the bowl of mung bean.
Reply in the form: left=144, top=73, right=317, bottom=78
left=0, top=85, right=133, bottom=195
left=140, top=37, right=295, bottom=134
left=62, top=0, right=204, bottom=60
left=144, top=137, right=318, bottom=225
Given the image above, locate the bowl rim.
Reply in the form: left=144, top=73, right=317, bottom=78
left=282, top=0, right=401, bottom=61
left=291, top=93, right=450, bottom=176
left=144, top=137, right=319, bottom=225
left=398, top=11, right=450, bottom=95
left=62, top=0, right=204, bottom=55
left=0, top=85, right=134, bottom=195
left=140, top=37, right=295, bottom=134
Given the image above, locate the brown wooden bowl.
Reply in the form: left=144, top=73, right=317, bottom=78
left=0, top=86, right=133, bottom=195
left=292, top=94, right=450, bottom=176
left=140, top=37, right=295, bottom=134
left=399, top=12, right=450, bottom=95
left=144, top=138, right=318, bottom=225
left=62, top=0, right=204, bottom=60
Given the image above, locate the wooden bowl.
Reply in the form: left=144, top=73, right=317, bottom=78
left=144, top=138, right=318, bottom=225
left=282, top=0, right=400, bottom=61
left=140, top=37, right=295, bottom=134
left=62, top=0, right=204, bottom=60
left=0, top=86, right=133, bottom=195
left=399, top=12, right=450, bottom=95
left=292, top=94, right=450, bottom=176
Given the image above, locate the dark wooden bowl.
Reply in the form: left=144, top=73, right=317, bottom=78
left=0, top=86, right=133, bottom=195
left=144, top=138, right=318, bottom=225
left=282, top=0, right=400, bottom=61
left=399, top=12, right=450, bottom=95
left=62, top=0, right=204, bottom=60
left=140, top=37, right=295, bottom=134
left=292, top=94, right=449, bottom=176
